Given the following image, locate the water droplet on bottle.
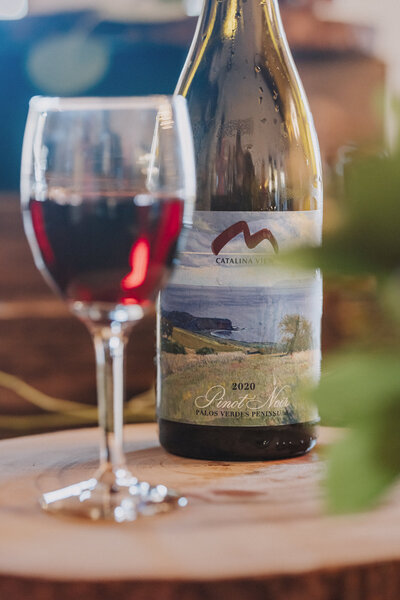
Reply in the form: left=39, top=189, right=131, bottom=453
left=259, top=86, right=263, bottom=94
left=273, top=118, right=278, bottom=125
left=261, top=118, right=267, bottom=124
left=273, top=90, right=278, bottom=100
left=255, top=65, right=261, bottom=73
left=274, top=105, right=280, bottom=112
left=259, top=96, right=263, bottom=105
left=202, top=33, right=207, bottom=41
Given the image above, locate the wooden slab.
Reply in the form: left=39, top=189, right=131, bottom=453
left=0, top=425, right=398, bottom=599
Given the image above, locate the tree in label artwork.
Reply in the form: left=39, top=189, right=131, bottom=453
left=279, top=315, right=312, bottom=355
left=161, top=316, right=174, bottom=340
left=161, top=316, right=186, bottom=354
left=196, top=347, right=217, bottom=355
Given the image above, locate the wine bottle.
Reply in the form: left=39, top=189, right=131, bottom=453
left=157, top=0, right=323, bottom=460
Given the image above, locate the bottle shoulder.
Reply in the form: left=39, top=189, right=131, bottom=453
left=177, top=17, right=322, bottom=212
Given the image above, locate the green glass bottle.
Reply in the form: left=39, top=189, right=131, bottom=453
left=157, top=0, right=323, bottom=460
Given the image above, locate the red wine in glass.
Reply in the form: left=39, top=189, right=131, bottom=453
left=29, top=192, right=184, bottom=306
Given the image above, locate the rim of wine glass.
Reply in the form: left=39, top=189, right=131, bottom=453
left=29, top=95, right=176, bottom=112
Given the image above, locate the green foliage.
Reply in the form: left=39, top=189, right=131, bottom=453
left=196, top=347, right=217, bottom=355
left=292, top=148, right=400, bottom=513
left=311, top=353, right=400, bottom=512
left=316, top=353, right=400, bottom=426
left=291, top=152, right=400, bottom=279
left=161, top=338, right=186, bottom=355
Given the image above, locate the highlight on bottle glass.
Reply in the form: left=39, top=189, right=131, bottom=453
left=20, top=95, right=195, bottom=521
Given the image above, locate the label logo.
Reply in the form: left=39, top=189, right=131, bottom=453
left=211, top=221, right=279, bottom=256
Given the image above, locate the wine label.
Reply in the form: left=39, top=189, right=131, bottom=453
left=157, top=211, right=322, bottom=427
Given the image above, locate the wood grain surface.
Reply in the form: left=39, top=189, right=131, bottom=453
left=0, top=424, right=398, bottom=600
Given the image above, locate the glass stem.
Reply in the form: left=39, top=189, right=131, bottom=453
left=92, top=324, right=129, bottom=480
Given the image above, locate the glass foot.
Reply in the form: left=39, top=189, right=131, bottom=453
left=40, top=469, right=188, bottom=522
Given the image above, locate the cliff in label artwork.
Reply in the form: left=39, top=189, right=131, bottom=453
left=164, top=311, right=234, bottom=333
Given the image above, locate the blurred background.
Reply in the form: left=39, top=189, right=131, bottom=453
left=0, top=0, right=397, bottom=436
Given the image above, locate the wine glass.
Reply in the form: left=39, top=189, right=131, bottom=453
left=21, top=96, right=195, bottom=522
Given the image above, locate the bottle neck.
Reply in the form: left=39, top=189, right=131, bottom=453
left=198, top=0, right=284, bottom=46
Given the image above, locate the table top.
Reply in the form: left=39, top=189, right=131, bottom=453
left=0, top=424, right=398, bottom=599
